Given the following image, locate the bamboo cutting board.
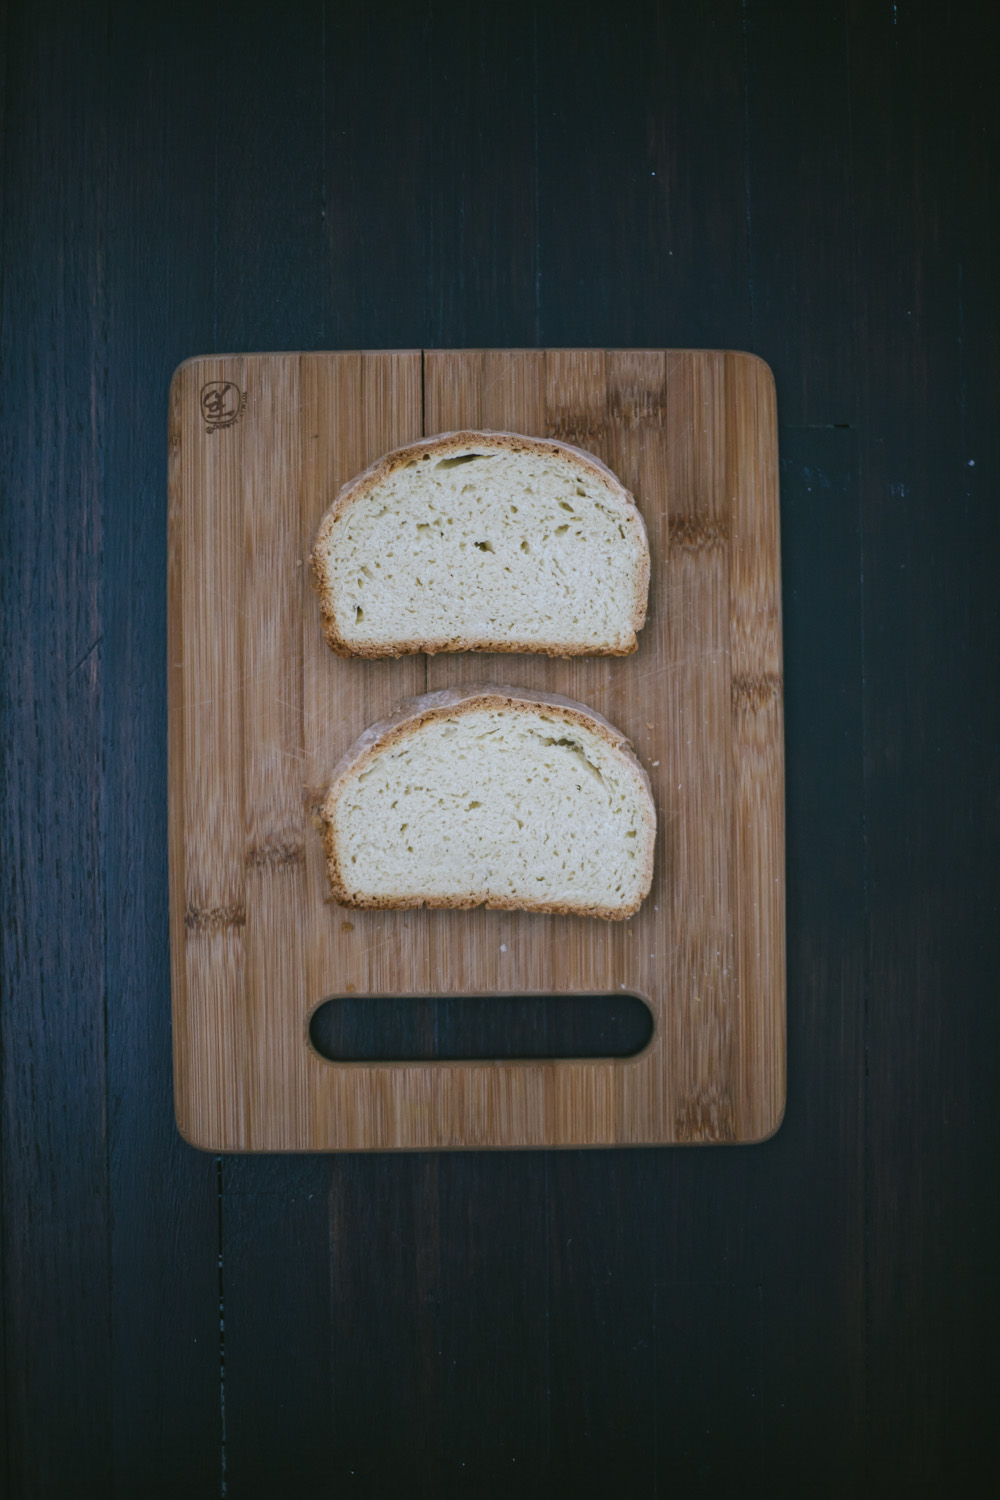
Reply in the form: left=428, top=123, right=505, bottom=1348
left=168, top=349, right=784, bottom=1150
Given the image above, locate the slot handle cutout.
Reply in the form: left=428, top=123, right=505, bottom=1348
left=309, top=993, right=654, bottom=1063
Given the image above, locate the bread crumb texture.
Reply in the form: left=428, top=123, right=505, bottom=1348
left=322, top=692, right=656, bottom=920
left=312, top=432, right=649, bottom=657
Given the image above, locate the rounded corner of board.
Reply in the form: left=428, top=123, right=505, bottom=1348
left=173, top=1103, right=222, bottom=1155
left=744, top=1093, right=787, bottom=1146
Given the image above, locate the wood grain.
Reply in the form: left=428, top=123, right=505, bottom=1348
left=168, top=349, right=785, bottom=1149
left=0, top=7, right=114, bottom=1487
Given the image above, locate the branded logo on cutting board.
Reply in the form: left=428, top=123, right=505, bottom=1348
left=200, top=380, right=246, bottom=433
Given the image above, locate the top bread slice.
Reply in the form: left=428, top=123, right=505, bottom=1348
left=310, top=430, right=649, bottom=658
left=319, top=685, right=657, bottom=919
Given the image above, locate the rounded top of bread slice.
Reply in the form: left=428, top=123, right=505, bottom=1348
left=311, top=430, right=649, bottom=658
left=320, top=684, right=656, bottom=920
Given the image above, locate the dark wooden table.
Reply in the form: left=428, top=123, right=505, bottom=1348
left=2, top=2, right=997, bottom=1495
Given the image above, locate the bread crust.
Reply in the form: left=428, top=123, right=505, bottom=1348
left=320, top=685, right=656, bottom=920
left=310, top=430, right=650, bottom=658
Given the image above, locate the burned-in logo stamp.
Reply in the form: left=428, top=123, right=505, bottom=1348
left=200, top=380, right=246, bottom=433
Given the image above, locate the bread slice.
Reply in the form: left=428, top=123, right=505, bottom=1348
left=310, top=430, right=649, bottom=658
left=320, top=686, right=656, bottom=920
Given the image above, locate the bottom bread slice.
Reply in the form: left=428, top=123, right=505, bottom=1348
left=320, top=685, right=656, bottom=920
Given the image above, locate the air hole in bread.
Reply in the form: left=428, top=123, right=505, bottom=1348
left=436, top=453, right=487, bottom=470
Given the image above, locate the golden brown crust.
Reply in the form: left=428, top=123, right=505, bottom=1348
left=320, top=685, right=656, bottom=921
left=309, top=430, right=649, bottom=658
left=323, top=882, right=642, bottom=922
left=315, top=633, right=639, bottom=660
